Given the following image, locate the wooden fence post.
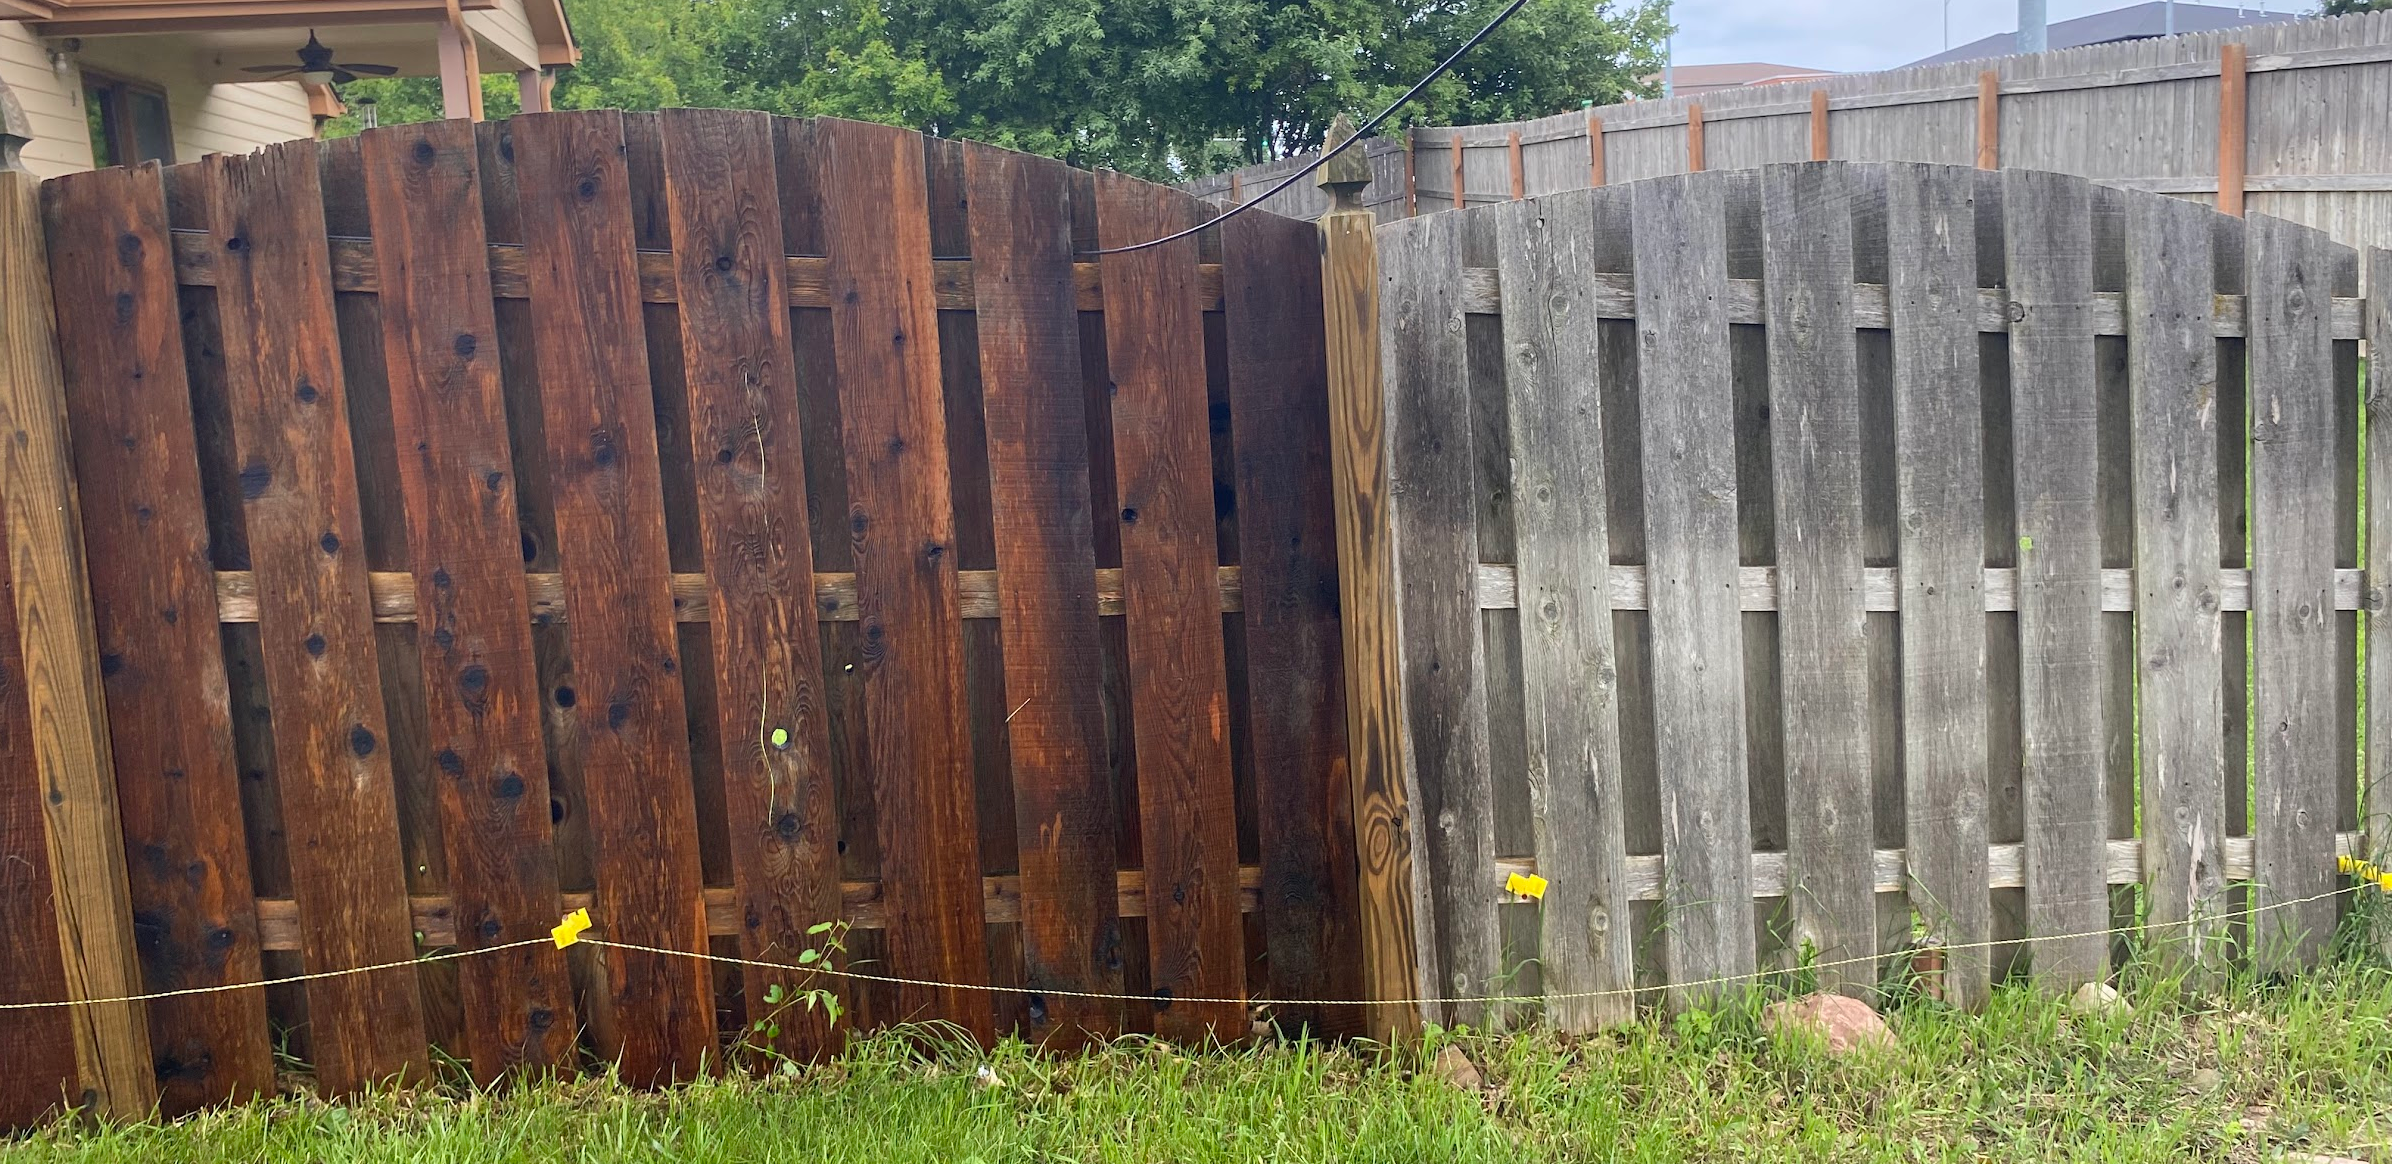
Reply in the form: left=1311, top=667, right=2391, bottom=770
left=0, top=163, right=155, bottom=1116
left=1687, top=103, right=1706, bottom=171
left=1976, top=71, right=2000, bottom=169
left=1316, top=117, right=1429, bottom=1041
left=1507, top=131, right=1524, bottom=200
left=1810, top=89, right=1831, bottom=160
left=1587, top=110, right=1605, bottom=187
left=1450, top=129, right=1466, bottom=212
left=2218, top=42, right=2248, bottom=218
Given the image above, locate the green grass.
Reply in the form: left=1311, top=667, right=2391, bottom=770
left=14, top=939, right=2392, bottom=1164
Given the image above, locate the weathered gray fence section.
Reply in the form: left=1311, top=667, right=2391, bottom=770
left=1371, top=160, right=2381, bottom=1024
left=1189, top=10, right=2392, bottom=256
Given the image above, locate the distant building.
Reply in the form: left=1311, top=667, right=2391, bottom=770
left=1639, top=62, right=1836, bottom=98
left=1901, top=1, right=2296, bottom=69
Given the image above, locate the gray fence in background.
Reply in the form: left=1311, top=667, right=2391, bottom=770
left=1187, top=9, right=2392, bottom=262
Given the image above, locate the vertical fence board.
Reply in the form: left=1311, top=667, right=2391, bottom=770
left=509, top=110, right=716, bottom=1084
left=1886, top=163, right=1991, bottom=1009
left=1381, top=209, right=1499, bottom=1025
left=960, top=142, right=1124, bottom=1046
left=2126, top=194, right=2228, bottom=974
left=659, top=107, right=846, bottom=1060
left=2368, top=245, right=2392, bottom=903
left=817, top=118, right=993, bottom=1038
left=360, top=120, right=578, bottom=1082
left=1758, top=161, right=1876, bottom=989
left=2002, top=169, right=2109, bottom=988
left=1629, top=172, right=1755, bottom=1005
left=43, top=165, right=273, bottom=1112
left=1491, top=189, right=1633, bottom=1029
left=0, top=497, right=77, bottom=1126
left=202, top=141, right=429, bottom=1092
left=1094, top=172, right=1247, bottom=1041
left=1219, top=202, right=1356, bottom=1035
left=2247, top=214, right=2343, bottom=972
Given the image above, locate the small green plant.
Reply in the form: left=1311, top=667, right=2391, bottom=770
left=737, top=919, right=850, bottom=1072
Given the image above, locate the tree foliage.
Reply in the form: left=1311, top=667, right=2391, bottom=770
left=323, top=0, right=1668, bottom=180
left=2320, top=0, right=2390, bottom=13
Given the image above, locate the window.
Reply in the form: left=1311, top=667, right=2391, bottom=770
left=83, top=72, right=174, bottom=168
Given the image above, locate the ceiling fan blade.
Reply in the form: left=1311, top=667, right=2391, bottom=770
left=243, top=64, right=300, bottom=74
left=341, top=62, right=399, bottom=75
left=331, top=69, right=358, bottom=85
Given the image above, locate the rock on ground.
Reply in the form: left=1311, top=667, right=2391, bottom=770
left=1760, top=994, right=1894, bottom=1056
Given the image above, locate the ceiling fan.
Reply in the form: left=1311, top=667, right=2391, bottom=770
left=242, top=30, right=400, bottom=86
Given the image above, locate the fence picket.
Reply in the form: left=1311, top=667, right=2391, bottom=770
left=200, top=140, right=428, bottom=1092
left=2247, top=214, right=2346, bottom=973
left=42, top=164, right=274, bottom=1112
left=1491, top=189, right=1633, bottom=1029
left=817, top=118, right=994, bottom=1039
left=2003, top=169, right=2109, bottom=988
left=1758, top=161, right=1876, bottom=990
left=1218, top=199, right=1358, bottom=1035
left=0, top=495, right=77, bottom=1126
left=1629, top=172, right=1755, bottom=1006
left=360, top=119, right=579, bottom=1082
left=961, top=142, right=1124, bottom=1045
left=509, top=111, right=716, bottom=1083
left=2369, top=244, right=2392, bottom=918
left=659, top=107, right=847, bottom=1061
left=1093, top=171, right=1248, bottom=1041
left=2125, top=194, right=2227, bottom=974
left=1885, top=163, right=1992, bottom=1008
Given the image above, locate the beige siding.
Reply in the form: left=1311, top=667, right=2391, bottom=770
left=0, top=29, right=312, bottom=178
left=469, top=0, right=542, bottom=72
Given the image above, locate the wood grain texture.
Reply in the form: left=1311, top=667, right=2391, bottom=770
left=1220, top=201, right=1358, bottom=1037
left=1628, top=172, right=1754, bottom=1007
left=359, top=120, right=577, bottom=1082
left=962, top=142, right=1123, bottom=1046
left=1758, top=161, right=1876, bottom=992
left=507, top=110, right=715, bottom=1084
left=1885, top=163, right=1992, bottom=1009
left=1379, top=208, right=1498, bottom=1026
left=2002, top=169, right=2110, bottom=989
left=0, top=167, right=155, bottom=1120
left=0, top=464, right=79, bottom=1127
left=1488, top=189, right=1632, bottom=1030
left=2368, top=244, right=2392, bottom=956
left=816, top=117, right=992, bottom=1039
left=1319, top=206, right=1430, bottom=1040
left=2246, top=212, right=2343, bottom=972
left=41, top=163, right=272, bottom=1113
left=2125, top=193, right=2228, bottom=975
left=201, top=141, right=429, bottom=1092
left=1094, top=170, right=1247, bottom=1041
left=660, top=107, right=847, bottom=1060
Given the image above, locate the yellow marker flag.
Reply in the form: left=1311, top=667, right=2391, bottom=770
left=1506, top=872, right=1548, bottom=901
left=552, top=907, right=592, bottom=949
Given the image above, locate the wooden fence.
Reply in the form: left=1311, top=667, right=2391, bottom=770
left=0, top=110, right=1354, bottom=1122
left=1346, top=158, right=2385, bottom=1030
left=1188, top=9, right=2392, bottom=260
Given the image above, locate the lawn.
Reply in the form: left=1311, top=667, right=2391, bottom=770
left=12, top=939, right=2392, bottom=1163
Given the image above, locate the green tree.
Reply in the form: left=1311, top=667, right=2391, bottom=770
left=2320, top=0, right=2390, bottom=12
left=318, top=0, right=1668, bottom=181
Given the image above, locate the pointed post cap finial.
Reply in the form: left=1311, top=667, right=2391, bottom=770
left=1317, top=113, right=1371, bottom=210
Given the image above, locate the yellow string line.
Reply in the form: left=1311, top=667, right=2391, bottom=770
left=0, top=938, right=552, bottom=1012
left=0, top=882, right=2362, bottom=1014
left=584, top=883, right=2362, bottom=1011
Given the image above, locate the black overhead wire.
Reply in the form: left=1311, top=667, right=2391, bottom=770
left=1082, top=0, right=1535, bottom=256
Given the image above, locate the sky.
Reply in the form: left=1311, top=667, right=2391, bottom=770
left=1661, top=0, right=2301, bottom=74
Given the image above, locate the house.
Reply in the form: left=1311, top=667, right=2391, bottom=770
left=1641, top=62, right=1837, bottom=98
left=0, top=0, right=576, bottom=177
left=1900, top=1, right=2296, bottom=69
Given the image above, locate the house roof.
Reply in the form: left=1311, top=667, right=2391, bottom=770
left=1900, top=2, right=2297, bottom=69
left=1642, top=62, right=1838, bottom=97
